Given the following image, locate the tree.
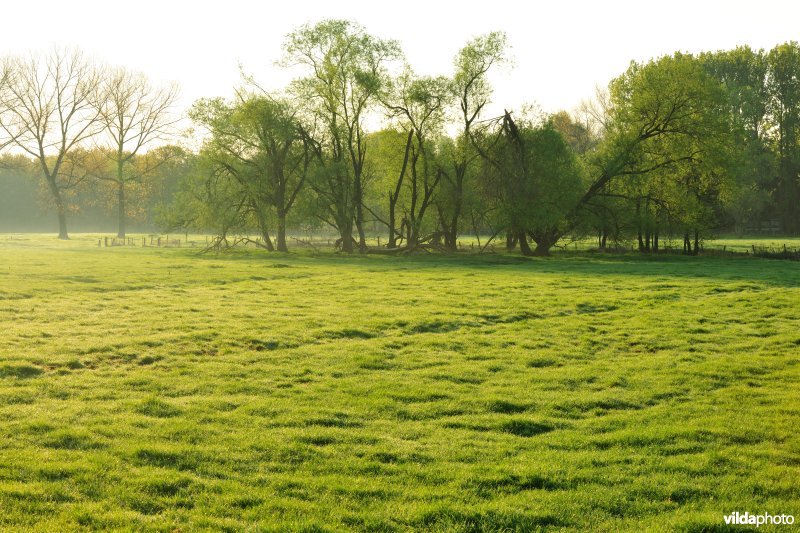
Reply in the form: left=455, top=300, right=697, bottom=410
left=94, top=67, right=178, bottom=238
left=363, top=128, right=412, bottom=248
left=383, top=70, right=451, bottom=249
left=284, top=19, right=400, bottom=252
left=702, top=46, right=775, bottom=235
left=0, top=49, right=101, bottom=239
left=190, top=94, right=309, bottom=251
left=478, top=112, right=583, bottom=255
left=766, top=42, right=800, bottom=233
left=565, top=53, right=731, bottom=255
left=437, top=31, right=507, bottom=251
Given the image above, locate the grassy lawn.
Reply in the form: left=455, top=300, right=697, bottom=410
left=0, top=234, right=798, bottom=531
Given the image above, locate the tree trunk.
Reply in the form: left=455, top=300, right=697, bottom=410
left=532, top=241, right=552, bottom=256
left=276, top=211, right=288, bottom=252
left=444, top=214, right=459, bottom=251
left=388, top=193, right=397, bottom=248
left=47, top=177, right=69, bottom=240
left=388, top=131, right=413, bottom=249
left=353, top=172, right=367, bottom=253
left=636, top=200, right=644, bottom=251
left=339, top=219, right=354, bottom=253
left=653, top=231, right=659, bottom=252
left=117, top=182, right=126, bottom=239
left=693, top=229, right=699, bottom=256
left=254, top=206, right=274, bottom=251
left=518, top=230, right=533, bottom=256
left=57, top=210, right=69, bottom=240
left=530, top=230, right=557, bottom=256
left=442, top=166, right=465, bottom=252
left=355, top=208, right=367, bottom=253
left=506, top=231, right=517, bottom=251
left=262, top=232, right=275, bottom=251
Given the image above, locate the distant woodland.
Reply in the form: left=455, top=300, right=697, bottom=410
left=1, top=20, right=799, bottom=255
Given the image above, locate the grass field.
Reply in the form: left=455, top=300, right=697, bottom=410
left=1, top=234, right=799, bottom=531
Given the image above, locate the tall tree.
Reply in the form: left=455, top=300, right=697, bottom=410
left=766, top=42, right=800, bottom=233
left=437, top=31, right=507, bottom=251
left=567, top=53, right=731, bottom=255
left=190, top=95, right=309, bottom=251
left=94, top=67, right=178, bottom=238
left=702, top=46, right=775, bottom=235
left=0, top=49, right=102, bottom=239
left=284, top=19, right=400, bottom=252
left=478, top=112, right=583, bottom=255
left=384, top=70, right=451, bottom=249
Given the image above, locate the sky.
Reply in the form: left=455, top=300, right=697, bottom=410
left=2, top=0, right=798, bottom=123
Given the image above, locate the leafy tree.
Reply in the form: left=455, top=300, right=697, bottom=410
left=766, top=42, right=800, bottom=233
left=189, top=94, right=309, bottom=251
left=570, top=53, right=731, bottom=254
left=478, top=112, right=583, bottom=255
left=383, top=70, right=451, bottom=249
left=284, top=19, right=400, bottom=252
left=437, top=31, right=507, bottom=251
left=702, top=46, right=775, bottom=235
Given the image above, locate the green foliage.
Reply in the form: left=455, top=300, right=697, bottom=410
left=766, top=42, right=800, bottom=232
left=480, top=115, right=583, bottom=252
left=574, top=53, right=736, bottom=252
left=182, top=94, right=308, bottom=250
left=283, top=20, right=402, bottom=251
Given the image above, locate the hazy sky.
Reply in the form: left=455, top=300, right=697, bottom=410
left=2, top=0, right=798, bottom=120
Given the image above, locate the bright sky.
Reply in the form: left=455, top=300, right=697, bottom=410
left=2, top=0, right=798, bottom=122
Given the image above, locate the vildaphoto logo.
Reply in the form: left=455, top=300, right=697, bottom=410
left=723, top=512, right=795, bottom=527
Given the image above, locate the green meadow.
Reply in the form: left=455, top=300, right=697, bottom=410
left=0, top=235, right=799, bottom=531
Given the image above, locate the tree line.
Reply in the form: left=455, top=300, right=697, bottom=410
left=2, top=22, right=799, bottom=255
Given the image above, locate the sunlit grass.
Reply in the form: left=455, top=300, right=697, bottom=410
left=0, top=235, right=798, bottom=530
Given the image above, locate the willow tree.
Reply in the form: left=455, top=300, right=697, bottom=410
left=568, top=53, right=731, bottom=255
left=437, top=31, right=507, bottom=251
left=383, top=70, right=451, bottom=249
left=284, top=19, right=400, bottom=252
left=190, top=95, right=309, bottom=252
left=478, top=112, right=583, bottom=255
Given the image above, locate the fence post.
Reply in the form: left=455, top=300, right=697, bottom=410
left=104, top=237, right=108, bottom=247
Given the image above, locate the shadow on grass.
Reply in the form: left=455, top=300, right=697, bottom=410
left=179, top=247, right=800, bottom=288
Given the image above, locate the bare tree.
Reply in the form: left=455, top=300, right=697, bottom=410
left=0, top=49, right=102, bottom=239
left=94, top=68, right=179, bottom=238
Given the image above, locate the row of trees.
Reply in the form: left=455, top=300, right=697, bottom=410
left=0, top=49, right=178, bottom=239
left=2, top=24, right=800, bottom=255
